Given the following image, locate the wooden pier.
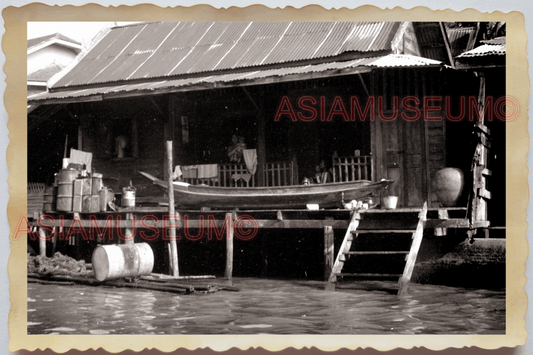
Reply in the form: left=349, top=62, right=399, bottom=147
left=28, top=205, right=485, bottom=295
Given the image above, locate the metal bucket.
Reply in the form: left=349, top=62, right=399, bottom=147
left=91, top=243, right=154, bottom=281
left=122, top=187, right=136, bottom=207
left=56, top=169, right=80, bottom=212
left=382, top=196, right=398, bottom=209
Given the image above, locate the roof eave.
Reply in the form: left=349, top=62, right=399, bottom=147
left=28, top=38, right=83, bottom=55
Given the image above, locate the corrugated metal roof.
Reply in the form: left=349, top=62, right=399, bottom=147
left=30, top=54, right=443, bottom=104
left=456, top=42, right=506, bottom=58
left=53, top=22, right=401, bottom=89
left=481, top=36, right=505, bottom=45
left=411, top=22, right=451, bottom=64
left=446, top=27, right=476, bottom=57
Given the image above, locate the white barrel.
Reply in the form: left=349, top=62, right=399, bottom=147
left=91, top=243, right=154, bottom=281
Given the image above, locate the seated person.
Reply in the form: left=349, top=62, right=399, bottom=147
left=314, top=160, right=332, bottom=183
left=227, top=134, right=246, bottom=163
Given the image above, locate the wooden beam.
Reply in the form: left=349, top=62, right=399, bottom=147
left=28, top=94, right=103, bottom=106
left=149, top=97, right=167, bottom=120
left=475, top=122, right=491, bottom=136
left=478, top=188, right=492, bottom=200
left=439, top=22, right=455, bottom=68
left=357, top=73, right=370, bottom=97
left=27, top=104, right=40, bottom=114
left=242, top=87, right=259, bottom=111
left=28, top=104, right=64, bottom=131
left=482, top=168, right=492, bottom=176
left=33, top=68, right=376, bottom=105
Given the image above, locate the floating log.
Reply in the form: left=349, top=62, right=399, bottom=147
left=28, top=278, right=75, bottom=286
left=28, top=268, right=238, bottom=294
left=105, top=280, right=192, bottom=294
left=26, top=273, right=229, bottom=294
left=148, top=273, right=215, bottom=280
left=140, top=276, right=240, bottom=292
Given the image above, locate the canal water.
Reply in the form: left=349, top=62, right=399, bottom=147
left=28, top=278, right=505, bottom=335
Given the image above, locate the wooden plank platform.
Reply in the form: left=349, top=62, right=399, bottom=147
left=28, top=207, right=478, bottom=231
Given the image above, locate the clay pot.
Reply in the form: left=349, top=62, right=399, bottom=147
left=431, top=168, right=464, bottom=207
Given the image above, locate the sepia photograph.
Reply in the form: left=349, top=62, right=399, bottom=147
left=25, top=20, right=508, bottom=336
left=3, top=3, right=528, bottom=352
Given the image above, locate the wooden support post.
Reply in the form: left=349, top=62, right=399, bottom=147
left=52, top=226, right=58, bottom=255
left=132, top=116, right=138, bottom=158
left=38, top=215, right=46, bottom=258
left=70, top=213, right=80, bottom=259
left=224, top=213, right=234, bottom=281
left=324, top=225, right=334, bottom=281
left=469, top=74, right=490, bottom=228
left=166, top=141, right=179, bottom=277
left=257, top=94, right=266, bottom=187
left=434, top=209, right=448, bottom=236
left=77, top=125, right=83, bottom=151
left=124, top=213, right=134, bottom=245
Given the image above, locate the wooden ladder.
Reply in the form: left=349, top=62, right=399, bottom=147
left=326, top=202, right=428, bottom=296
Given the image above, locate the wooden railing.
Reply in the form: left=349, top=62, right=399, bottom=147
left=219, top=163, right=256, bottom=187
left=332, top=155, right=372, bottom=182
left=182, top=161, right=295, bottom=187
left=182, top=163, right=256, bottom=187
left=263, top=161, right=294, bottom=187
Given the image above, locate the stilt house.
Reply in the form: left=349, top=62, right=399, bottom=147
left=28, top=21, right=505, bottom=225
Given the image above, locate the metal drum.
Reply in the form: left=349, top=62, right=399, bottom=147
left=99, top=187, right=113, bottom=212
left=91, top=243, right=154, bottom=281
left=42, top=186, right=57, bottom=213
left=56, top=169, right=80, bottom=212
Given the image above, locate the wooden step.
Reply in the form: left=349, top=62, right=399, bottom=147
left=343, top=251, right=409, bottom=255
left=352, top=229, right=416, bottom=234
left=335, top=273, right=403, bottom=278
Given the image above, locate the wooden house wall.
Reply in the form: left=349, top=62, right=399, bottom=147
left=371, top=68, right=447, bottom=208
left=29, top=67, right=469, bottom=210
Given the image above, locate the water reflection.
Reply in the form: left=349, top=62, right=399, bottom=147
left=28, top=278, right=505, bottom=335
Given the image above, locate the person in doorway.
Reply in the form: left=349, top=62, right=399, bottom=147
left=227, top=134, right=246, bottom=163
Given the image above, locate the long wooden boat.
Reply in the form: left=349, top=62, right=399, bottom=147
left=139, top=171, right=393, bottom=209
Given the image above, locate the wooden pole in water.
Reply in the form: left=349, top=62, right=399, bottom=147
left=224, top=213, right=234, bottom=280
left=38, top=214, right=46, bottom=257
left=324, top=225, right=334, bottom=281
left=166, top=141, right=179, bottom=277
